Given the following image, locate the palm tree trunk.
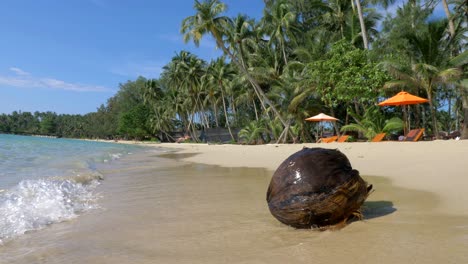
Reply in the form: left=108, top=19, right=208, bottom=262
left=462, top=96, right=468, bottom=139
left=221, top=90, right=235, bottom=141
left=237, top=44, right=268, bottom=115
left=276, top=123, right=288, bottom=144
left=278, top=120, right=291, bottom=144
left=186, top=111, right=193, bottom=136
left=238, top=43, right=248, bottom=69
left=413, top=103, right=421, bottom=128
left=283, top=124, right=290, bottom=144
left=442, top=0, right=456, bottom=38
left=448, top=95, right=452, bottom=131
left=253, top=98, right=259, bottom=121
left=354, top=100, right=361, bottom=116
left=248, top=79, right=269, bottom=114
left=196, top=95, right=209, bottom=128
left=215, top=39, right=288, bottom=128
left=213, top=102, right=219, bottom=127
left=428, top=92, right=440, bottom=139
left=330, top=108, right=341, bottom=137
left=238, top=44, right=267, bottom=117
left=281, top=39, right=288, bottom=66
left=355, top=0, right=369, bottom=49
left=402, top=105, right=408, bottom=135
left=230, top=96, right=237, bottom=117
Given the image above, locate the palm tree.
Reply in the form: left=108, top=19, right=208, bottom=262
left=267, top=60, right=320, bottom=143
left=143, top=79, right=164, bottom=105
left=206, top=57, right=236, bottom=140
left=355, top=0, right=396, bottom=49
left=225, top=14, right=262, bottom=77
left=233, top=76, right=261, bottom=123
left=354, top=0, right=369, bottom=49
left=320, top=0, right=352, bottom=40
left=162, top=51, right=208, bottom=140
left=449, top=50, right=468, bottom=139
left=238, top=119, right=268, bottom=144
left=441, top=0, right=456, bottom=39
left=383, top=20, right=463, bottom=138
left=181, top=0, right=288, bottom=128
left=143, top=79, right=178, bottom=141
left=262, top=0, right=298, bottom=65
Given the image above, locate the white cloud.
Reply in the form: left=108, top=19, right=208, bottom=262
left=110, top=61, right=163, bottom=79
left=0, top=67, right=111, bottom=92
left=9, top=67, right=30, bottom=76
left=39, top=78, right=110, bottom=92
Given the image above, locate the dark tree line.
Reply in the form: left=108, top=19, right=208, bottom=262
left=0, top=77, right=152, bottom=140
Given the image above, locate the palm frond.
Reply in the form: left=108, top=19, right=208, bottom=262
left=437, top=68, right=462, bottom=82
left=449, top=50, right=468, bottom=67
left=382, top=117, right=404, bottom=132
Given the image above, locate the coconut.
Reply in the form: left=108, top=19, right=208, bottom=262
left=266, top=147, right=372, bottom=229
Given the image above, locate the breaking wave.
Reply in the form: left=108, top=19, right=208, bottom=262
left=0, top=172, right=102, bottom=244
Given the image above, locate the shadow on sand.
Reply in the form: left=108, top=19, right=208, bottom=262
left=157, top=152, right=199, bottom=160
left=362, top=200, right=396, bottom=220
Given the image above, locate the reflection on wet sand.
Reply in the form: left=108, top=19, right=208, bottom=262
left=1, top=151, right=467, bottom=264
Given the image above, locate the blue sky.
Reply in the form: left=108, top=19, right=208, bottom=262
left=0, top=0, right=264, bottom=114
left=0, top=0, right=447, bottom=115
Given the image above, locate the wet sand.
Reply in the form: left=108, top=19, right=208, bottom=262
left=2, top=148, right=467, bottom=263
left=157, top=141, right=468, bottom=217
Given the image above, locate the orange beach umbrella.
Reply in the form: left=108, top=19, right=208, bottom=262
left=378, top=91, right=429, bottom=134
left=305, top=113, right=339, bottom=139
left=305, top=113, right=339, bottom=122
left=378, top=91, right=428, bottom=106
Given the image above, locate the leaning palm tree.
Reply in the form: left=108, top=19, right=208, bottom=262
left=354, top=0, right=369, bottom=49
left=181, top=0, right=288, bottom=128
left=355, top=0, right=396, bottom=49
left=225, top=14, right=258, bottom=70
left=441, top=0, right=456, bottom=39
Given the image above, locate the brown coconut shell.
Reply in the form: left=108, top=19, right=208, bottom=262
left=266, top=147, right=372, bottom=229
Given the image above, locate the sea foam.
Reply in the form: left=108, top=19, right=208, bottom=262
left=0, top=176, right=100, bottom=244
left=0, top=134, right=142, bottom=244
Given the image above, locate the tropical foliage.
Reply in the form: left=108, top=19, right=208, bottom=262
left=1, top=0, right=467, bottom=142
left=341, top=106, right=404, bottom=140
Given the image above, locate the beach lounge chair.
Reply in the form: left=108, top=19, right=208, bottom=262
left=317, top=136, right=338, bottom=143
left=371, top=133, right=386, bottom=142
left=337, top=135, right=349, bottom=143
left=403, top=128, right=424, bottom=142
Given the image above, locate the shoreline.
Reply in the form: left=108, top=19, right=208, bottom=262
left=107, top=140, right=468, bottom=217
left=3, top=138, right=468, bottom=263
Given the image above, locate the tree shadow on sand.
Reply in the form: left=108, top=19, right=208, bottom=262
left=362, top=201, right=396, bottom=220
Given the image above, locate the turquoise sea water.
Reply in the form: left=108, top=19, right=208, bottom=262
left=0, top=134, right=141, bottom=244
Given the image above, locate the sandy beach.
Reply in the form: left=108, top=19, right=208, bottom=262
left=154, top=140, right=468, bottom=217
left=3, top=140, right=468, bottom=263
